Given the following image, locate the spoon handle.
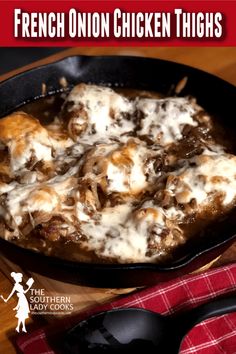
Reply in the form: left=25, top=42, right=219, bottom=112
left=173, top=293, right=236, bottom=336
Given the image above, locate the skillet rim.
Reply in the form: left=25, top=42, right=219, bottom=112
left=0, top=54, right=235, bottom=274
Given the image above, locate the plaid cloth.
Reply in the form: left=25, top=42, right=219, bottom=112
left=17, top=264, right=236, bottom=354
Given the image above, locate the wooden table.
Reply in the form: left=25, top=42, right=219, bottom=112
left=0, top=47, right=236, bottom=354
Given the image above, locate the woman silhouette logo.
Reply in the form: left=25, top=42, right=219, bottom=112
left=1, top=272, right=34, bottom=333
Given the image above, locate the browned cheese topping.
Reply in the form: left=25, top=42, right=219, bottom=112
left=0, top=83, right=235, bottom=263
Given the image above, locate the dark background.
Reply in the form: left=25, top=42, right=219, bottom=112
left=0, top=48, right=65, bottom=75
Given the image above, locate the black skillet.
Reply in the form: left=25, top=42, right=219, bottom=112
left=0, top=55, right=236, bottom=287
left=63, top=293, right=236, bottom=353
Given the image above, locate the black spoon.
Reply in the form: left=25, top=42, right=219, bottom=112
left=64, top=293, right=236, bottom=353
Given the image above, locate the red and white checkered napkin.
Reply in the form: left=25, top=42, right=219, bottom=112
left=17, top=264, right=236, bottom=354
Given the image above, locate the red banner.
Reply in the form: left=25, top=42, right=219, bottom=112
left=0, top=1, right=235, bottom=46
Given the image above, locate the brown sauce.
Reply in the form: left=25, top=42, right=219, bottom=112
left=3, top=87, right=236, bottom=264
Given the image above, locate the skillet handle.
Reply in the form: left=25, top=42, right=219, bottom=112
left=173, top=293, right=236, bottom=336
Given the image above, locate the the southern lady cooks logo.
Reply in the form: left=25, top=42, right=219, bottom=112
left=1, top=272, right=74, bottom=333
left=1, top=272, right=34, bottom=333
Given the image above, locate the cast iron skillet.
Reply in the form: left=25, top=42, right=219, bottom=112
left=0, top=55, right=235, bottom=288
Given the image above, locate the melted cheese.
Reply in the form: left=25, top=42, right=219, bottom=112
left=23, top=187, right=59, bottom=214
left=106, top=142, right=153, bottom=195
left=80, top=203, right=150, bottom=262
left=3, top=165, right=79, bottom=226
left=81, top=141, right=157, bottom=196
left=136, top=97, right=198, bottom=145
left=79, top=200, right=179, bottom=262
left=65, top=84, right=135, bottom=144
left=0, top=112, right=52, bottom=172
left=166, top=153, right=236, bottom=208
left=0, top=84, right=235, bottom=264
left=65, top=85, right=199, bottom=148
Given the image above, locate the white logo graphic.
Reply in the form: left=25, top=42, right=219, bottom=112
left=0, top=272, right=34, bottom=333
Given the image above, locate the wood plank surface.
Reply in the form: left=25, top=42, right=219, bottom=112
left=0, top=47, right=236, bottom=354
